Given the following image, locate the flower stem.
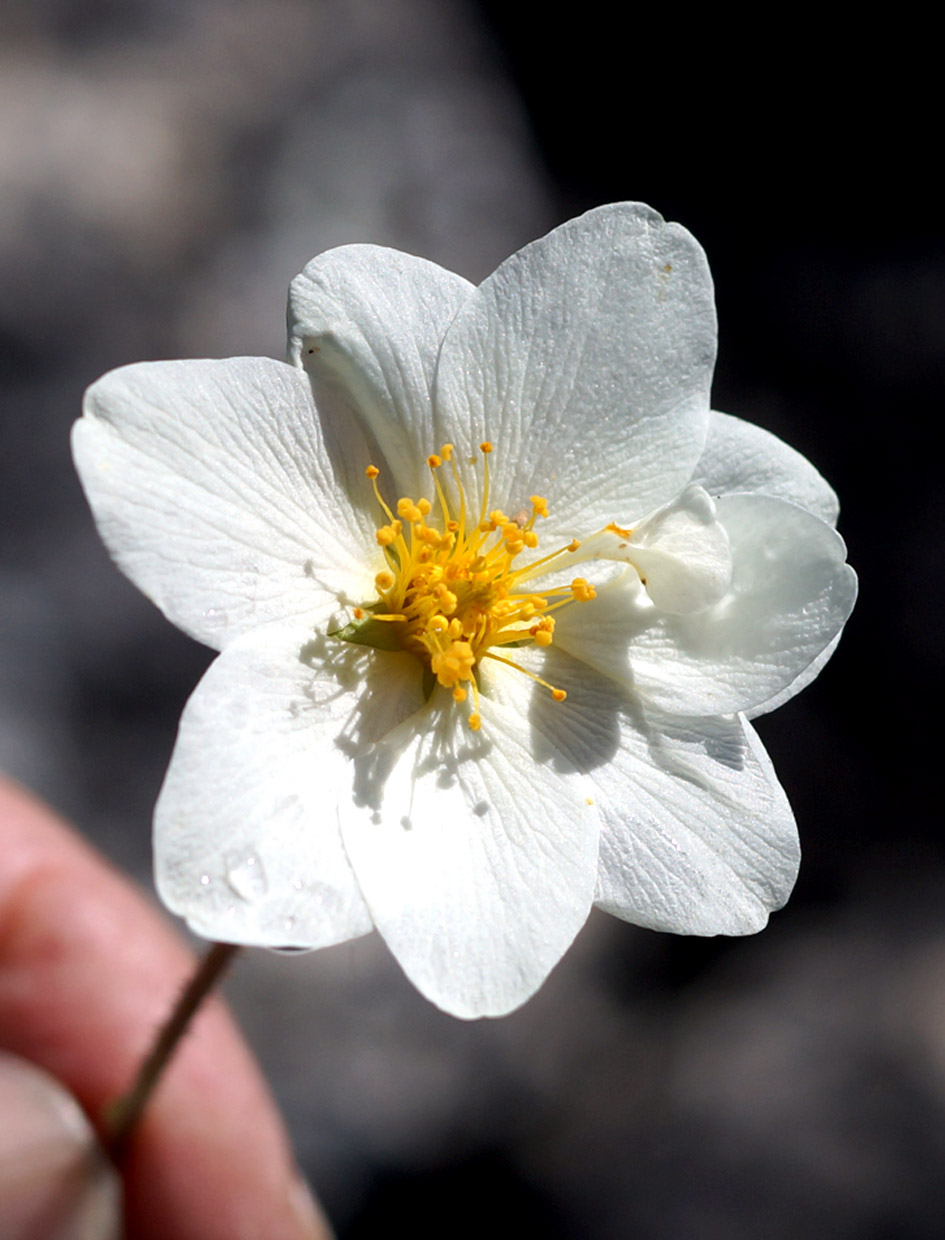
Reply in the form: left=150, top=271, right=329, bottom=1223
left=103, top=940, right=241, bottom=1161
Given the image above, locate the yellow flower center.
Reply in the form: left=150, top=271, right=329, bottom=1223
left=355, top=442, right=596, bottom=729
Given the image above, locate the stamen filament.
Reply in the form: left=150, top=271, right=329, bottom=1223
left=365, top=465, right=396, bottom=524
left=513, top=539, right=582, bottom=584
left=481, top=650, right=566, bottom=700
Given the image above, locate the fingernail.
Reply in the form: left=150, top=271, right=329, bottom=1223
left=0, top=1052, right=122, bottom=1240
left=288, top=1171, right=334, bottom=1240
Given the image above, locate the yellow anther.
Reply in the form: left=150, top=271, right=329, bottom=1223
left=452, top=686, right=467, bottom=702
left=376, top=522, right=401, bottom=546
left=441, top=443, right=454, bottom=461
left=375, top=570, right=396, bottom=592
left=468, top=713, right=482, bottom=730
left=530, top=495, right=549, bottom=518
left=428, top=614, right=449, bottom=633
left=567, top=539, right=580, bottom=553
left=523, top=530, right=538, bottom=548
left=552, top=689, right=567, bottom=702
left=570, top=577, right=597, bottom=602
left=353, top=607, right=365, bottom=620
left=530, top=616, right=555, bottom=647
left=430, top=639, right=476, bottom=688
left=428, top=454, right=442, bottom=468
left=397, top=497, right=423, bottom=523
left=480, top=441, right=493, bottom=454
left=365, top=464, right=380, bottom=479
left=448, top=618, right=463, bottom=639
left=417, top=498, right=432, bottom=516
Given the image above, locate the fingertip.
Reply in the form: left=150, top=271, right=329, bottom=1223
left=0, top=1051, right=122, bottom=1240
left=0, top=776, right=332, bottom=1240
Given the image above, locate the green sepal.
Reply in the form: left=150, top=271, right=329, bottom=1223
left=329, top=613, right=403, bottom=652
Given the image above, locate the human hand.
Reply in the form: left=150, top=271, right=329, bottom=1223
left=0, top=776, right=330, bottom=1240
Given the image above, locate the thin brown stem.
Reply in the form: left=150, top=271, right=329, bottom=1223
left=103, top=940, right=241, bottom=1162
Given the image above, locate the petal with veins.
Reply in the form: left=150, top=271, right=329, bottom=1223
left=155, top=624, right=427, bottom=948
left=554, top=494, right=857, bottom=716
left=433, top=203, right=717, bottom=540
left=73, top=358, right=379, bottom=650
left=593, top=707, right=799, bottom=934
left=338, top=670, right=599, bottom=1019
left=694, top=410, right=840, bottom=525
left=288, top=245, right=473, bottom=500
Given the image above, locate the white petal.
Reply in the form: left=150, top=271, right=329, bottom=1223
left=155, top=624, right=427, bottom=947
left=338, top=667, right=599, bottom=1019
left=288, top=245, right=474, bottom=500
left=73, top=358, right=381, bottom=649
left=553, top=494, right=856, bottom=716
left=570, top=485, right=732, bottom=613
left=744, top=630, right=843, bottom=719
left=432, top=203, right=716, bottom=538
left=593, top=707, right=799, bottom=934
left=694, top=410, right=840, bottom=525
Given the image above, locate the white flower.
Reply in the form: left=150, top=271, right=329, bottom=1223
left=72, top=203, right=857, bottom=1019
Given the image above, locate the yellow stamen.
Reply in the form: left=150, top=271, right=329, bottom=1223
left=570, top=577, right=597, bottom=602
left=484, top=650, right=567, bottom=701
left=376, top=521, right=402, bottom=547
left=354, top=440, right=604, bottom=730
left=397, top=497, right=425, bottom=524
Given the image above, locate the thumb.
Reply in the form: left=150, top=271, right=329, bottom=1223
left=0, top=1051, right=121, bottom=1240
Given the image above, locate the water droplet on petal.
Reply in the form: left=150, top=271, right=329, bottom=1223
left=223, top=850, right=268, bottom=902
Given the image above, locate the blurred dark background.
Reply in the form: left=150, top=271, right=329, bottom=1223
left=1, top=3, right=941, bottom=1238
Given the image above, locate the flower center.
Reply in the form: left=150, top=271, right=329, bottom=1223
left=348, top=442, right=596, bottom=729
